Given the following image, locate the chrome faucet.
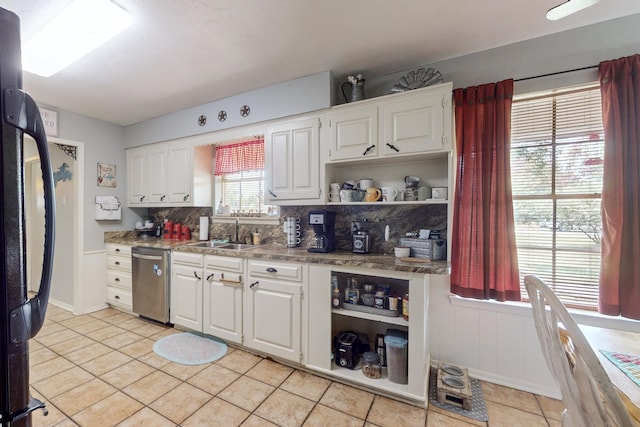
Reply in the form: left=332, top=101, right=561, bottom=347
left=235, top=217, right=240, bottom=243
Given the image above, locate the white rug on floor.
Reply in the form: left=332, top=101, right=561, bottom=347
left=153, top=332, right=227, bottom=365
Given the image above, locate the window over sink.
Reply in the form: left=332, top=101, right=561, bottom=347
left=213, top=136, right=278, bottom=220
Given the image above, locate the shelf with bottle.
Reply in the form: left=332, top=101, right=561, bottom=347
left=326, top=199, right=448, bottom=206
left=330, top=272, right=409, bottom=322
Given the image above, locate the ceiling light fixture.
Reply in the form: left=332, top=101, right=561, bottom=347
left=546, top=0, right=600, bottom=21
left=22, top=0, right=131, bottom=77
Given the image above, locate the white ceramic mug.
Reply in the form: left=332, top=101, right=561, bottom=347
left=328, top=190, right=340, bottom=202
left=356, top=178, right=374, bottom=190
left=330, top=182, right=341, bottom=191
left=381, top=186, right=398, bottom=202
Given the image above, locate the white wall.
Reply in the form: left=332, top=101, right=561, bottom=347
left=364, top=13, right=640, bottom=99
left=49, top=108, right=140, bottom=251
left=122, top=71, right=338, bottom=147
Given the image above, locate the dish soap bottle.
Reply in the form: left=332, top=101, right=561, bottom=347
left=217, top=200, right=224, bottom=215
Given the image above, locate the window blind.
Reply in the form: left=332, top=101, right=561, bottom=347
left=511, top=84, right=603, bottom=309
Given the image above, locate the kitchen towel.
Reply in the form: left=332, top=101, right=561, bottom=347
left=199, top=216, right=209, bottom=240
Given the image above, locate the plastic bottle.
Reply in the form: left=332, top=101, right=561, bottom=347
left=217, top=200, right=224, bottom=215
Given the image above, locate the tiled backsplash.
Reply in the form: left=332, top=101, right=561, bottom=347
left=148, top=204, right=447, bottom=255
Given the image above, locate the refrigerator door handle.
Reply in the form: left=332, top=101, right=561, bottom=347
left=3, top=88, right=55, bottom=343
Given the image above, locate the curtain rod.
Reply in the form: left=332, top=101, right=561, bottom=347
left=514, top=64, right=598, bottom=82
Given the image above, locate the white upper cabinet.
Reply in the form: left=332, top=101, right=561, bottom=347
left=167, top=143, right=213, bottom=206
left=167, top=143, right=191, bottom=204
left=381, top=88, right=449, bottom=156
left=326, top=82, right=452, bottom=163
left=327, top=105, right=378, bottom=161
left=147, top=145, right=168, bottom=204
left=265, top=116, right=321, bottom=204
left=126, top=142, right=212, bottom=207
left=127, top=147, right=147, bottom=206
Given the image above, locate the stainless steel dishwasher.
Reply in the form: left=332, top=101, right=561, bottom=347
left=132, top=246, right=171, bottom=323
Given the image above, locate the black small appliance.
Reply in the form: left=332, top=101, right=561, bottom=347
left=307, top=210, right=336, bottom=253
left=334, top=331, right=370, bottom=370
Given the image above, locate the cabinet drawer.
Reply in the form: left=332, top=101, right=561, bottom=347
left=107, top=270, right=132, bottom=289
left=248, top=260, right=302, bottom=282
left=107, top=244, right=132, bottom=257
left=172, top=251, right=203, bottom=267
left=107, top=286, right=132, bottom=309
left=205, top=255, right=243, bottom=272
left=107, top=254, right=132, bottom=271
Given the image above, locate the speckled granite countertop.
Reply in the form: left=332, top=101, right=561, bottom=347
left=105, top=233, right=450, bottom=275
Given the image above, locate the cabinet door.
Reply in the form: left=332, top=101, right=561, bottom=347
left=167, top=143, right=192, bottom=205
left=170, top=263, right=203, bottom=331
left=381, top=91, right=446, bottom=156
left=245, top=277, right=301, bottom=362
left=327, top=105, right=378, bottom=161
left=147, top=145, right=168, bottom=204
left=127, top=148, right=147, bottom=205
left=203, top=270, right=243, bottom=344
left=265, top=117, right=320, bottom=201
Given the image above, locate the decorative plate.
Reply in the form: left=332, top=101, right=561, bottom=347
left=391, top=67, right=443, bottom=93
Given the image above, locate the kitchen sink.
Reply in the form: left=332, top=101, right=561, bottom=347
left=185, top=241, right=256, bottom=251
left=216, top=243, right=256, bottom=250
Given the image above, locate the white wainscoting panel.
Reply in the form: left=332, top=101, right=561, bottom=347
left=80, top=250, right=108, bottom=314
left=427, top=274, right=560, bottom=398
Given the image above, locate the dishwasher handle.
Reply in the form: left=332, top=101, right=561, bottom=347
left=132, top=252, right=164, bottom=261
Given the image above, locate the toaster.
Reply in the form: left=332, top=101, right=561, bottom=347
left=334, top=331, right=370, bottom=369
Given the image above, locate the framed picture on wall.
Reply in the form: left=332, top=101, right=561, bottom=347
left=97, top=162, right=116, bottom=187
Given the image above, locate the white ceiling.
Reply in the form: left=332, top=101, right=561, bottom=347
left=2, top=0, right=640, bottom=126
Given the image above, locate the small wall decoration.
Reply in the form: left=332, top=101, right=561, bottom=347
left=53, top=162, right=72, bottom=187
left=39, top=107, right=59, bottom=137
left=97, top=162, right=116, bottom=187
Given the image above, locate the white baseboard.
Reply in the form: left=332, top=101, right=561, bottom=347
left=467, top=368, right=561, bottom=400
left=48, top=298, right=74, bottom=313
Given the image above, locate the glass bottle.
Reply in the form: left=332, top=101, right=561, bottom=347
left=331, top=276, right=340, bottom=308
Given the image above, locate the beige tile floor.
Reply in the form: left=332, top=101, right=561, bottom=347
left=27, top=304, right=564, bottom=426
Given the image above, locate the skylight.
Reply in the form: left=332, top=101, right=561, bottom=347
left=22, top=0, right=131, bottom=77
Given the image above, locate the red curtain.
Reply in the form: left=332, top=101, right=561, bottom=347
left=598, top=54, right=640, bottom=319
left=214, top=138, right=264, bottom=176
left=450, top=79, right=521, bottom=301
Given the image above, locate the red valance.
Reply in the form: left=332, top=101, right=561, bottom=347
left=214, top=138, right=264, bottom=176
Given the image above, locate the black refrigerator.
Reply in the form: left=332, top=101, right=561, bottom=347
left=0, top=7, right=56, bottom=427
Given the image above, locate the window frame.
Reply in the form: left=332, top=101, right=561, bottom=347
left=511, top=83, right=604, bottom=310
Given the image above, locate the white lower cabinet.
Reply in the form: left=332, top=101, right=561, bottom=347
left=106, top=244, right=133, bottom=311
left=307, top=264, right=429, bottom=405
left=170, top=252, right=204, bottom=331
left=245, top=260, right=304, bottom=363
left=203, top=255, right=243, bottom=344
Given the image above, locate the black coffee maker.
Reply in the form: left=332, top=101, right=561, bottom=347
left=308, top=211, right=336, bottom=253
